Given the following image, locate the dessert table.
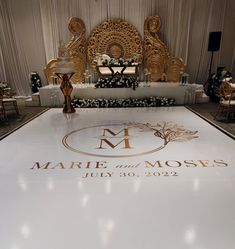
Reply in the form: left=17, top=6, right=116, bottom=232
left=39, top=82, right=197, bottom=107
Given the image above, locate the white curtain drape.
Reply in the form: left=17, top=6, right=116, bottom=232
left=0, top=0, right=234, bottom=96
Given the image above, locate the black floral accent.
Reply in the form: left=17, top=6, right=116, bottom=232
left=95, top=76, right=138, bottom=90
left=71, top=96, right=175, bottom=108
left=30, top=72, right=42, bottom=93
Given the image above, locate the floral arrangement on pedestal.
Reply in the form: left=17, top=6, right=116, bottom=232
left=30, top=71, right=42, bottom=93
left=94, top=54, right=139, bottom=67
left=71, top=96, right=175, bottom=108
left=204, top=66, right=233, bottom=102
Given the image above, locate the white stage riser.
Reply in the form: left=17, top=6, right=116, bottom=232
left=39, top=82, right=197, bottom=107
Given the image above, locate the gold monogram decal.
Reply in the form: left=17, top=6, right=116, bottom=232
left=62, top=122, right=198, bottom=158
left=97, top=128, right=131, bottom=149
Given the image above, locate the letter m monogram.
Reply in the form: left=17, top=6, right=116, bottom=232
left=97, top=128, right=131, bottom=149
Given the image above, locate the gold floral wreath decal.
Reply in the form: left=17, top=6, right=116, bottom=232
left=126, top=121, right=198, bottom=146
left=63, top=122, right=199, bottom=158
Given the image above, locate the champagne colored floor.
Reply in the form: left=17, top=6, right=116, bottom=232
left=0, top=106, right=235, bottom=249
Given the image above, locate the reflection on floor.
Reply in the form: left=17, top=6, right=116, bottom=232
left=0, top=107, right=235, bottom=249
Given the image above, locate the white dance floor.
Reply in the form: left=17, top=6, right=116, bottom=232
left=0, top=107, right=235, bottom=249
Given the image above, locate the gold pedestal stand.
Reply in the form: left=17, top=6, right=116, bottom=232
left=55, top=72, right=75, bottom=113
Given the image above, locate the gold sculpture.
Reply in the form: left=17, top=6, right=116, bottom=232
left=87, top=18, right=143, bottom=69
left=165, top=57, right=185, bottom=82
left=66, top=17, right=87, bottom=83
left=44, top=17, right=86, bottom=84
left=144, top=15, right=185, bottom=82
left=144, top=16, right=168, bottom=82
left=44, top=59, right=58, bottom=84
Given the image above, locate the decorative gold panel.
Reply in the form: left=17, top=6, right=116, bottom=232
left=44, top=59, right=58, bottom=84
left=144, top=16, right=185, bottom=82
left=66, top=17, right=86, bottom=58
left=44, top=17, right=87, bottom=84
left=166, top=57, right=185, bottom=82
left=87, top=19, right=143, bottom=68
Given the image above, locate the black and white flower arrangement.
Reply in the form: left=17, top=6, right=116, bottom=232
left=96, top=55, right=139, bottom=90
left=100, top=57, right=136, bottom=67
left=0, top=82, right=8, bottom=97
left=71, top=96, right=175, bottom=108
left=95, top=75, right=138, bottom=90
left=29, top=71, right=42, bottom=93
left=0, top=81, right=8, bottom=91
left=204, top=66, right=233, bottom=102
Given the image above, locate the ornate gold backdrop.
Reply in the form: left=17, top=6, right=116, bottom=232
left=44, top=17, right=87, bottom=84
left=86, top=18, right=143, bottom=68
left=44, top=15, right=185, bottom=83
left=144, top=15, right=185, bottom=82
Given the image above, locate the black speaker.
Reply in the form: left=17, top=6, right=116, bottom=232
left=208, top=31, right=222, bottom=51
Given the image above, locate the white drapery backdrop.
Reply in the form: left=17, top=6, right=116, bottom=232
left=0, top=0, right=234, bottom=96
